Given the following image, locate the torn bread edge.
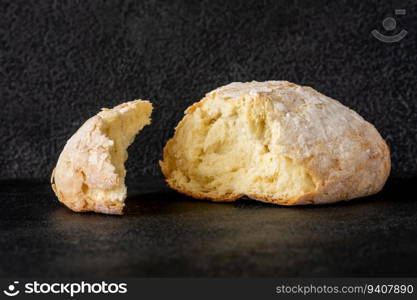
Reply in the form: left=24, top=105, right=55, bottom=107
left=51, top=100, right=153, bottom=215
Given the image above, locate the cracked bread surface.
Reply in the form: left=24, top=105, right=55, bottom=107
left=160, top=81, right=390, bottom=205
left=52, top=100, right=153, bottom=214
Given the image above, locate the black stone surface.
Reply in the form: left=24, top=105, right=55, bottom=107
left=1, top=177, right=416, bottom=277
left=1, top=0, right=417, bottom=180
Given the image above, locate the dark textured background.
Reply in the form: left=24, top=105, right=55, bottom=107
left=1, top=0, right=417, bottom=280
left=1, top=0, right=416, bottom=180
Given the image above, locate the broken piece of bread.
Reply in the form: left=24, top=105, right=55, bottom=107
left=51, top=100, right=152, bottom=214
left=160, top=81, right=390, bottom=205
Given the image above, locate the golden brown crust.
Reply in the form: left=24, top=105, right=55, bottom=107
left=51, top=100, right=152, bottom=215
left=160, top=81, right=391, bottom=206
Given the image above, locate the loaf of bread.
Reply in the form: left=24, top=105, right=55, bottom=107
left=51, top=100, right=152, bottom=214
left=160, top=81, right=390, bottom=205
